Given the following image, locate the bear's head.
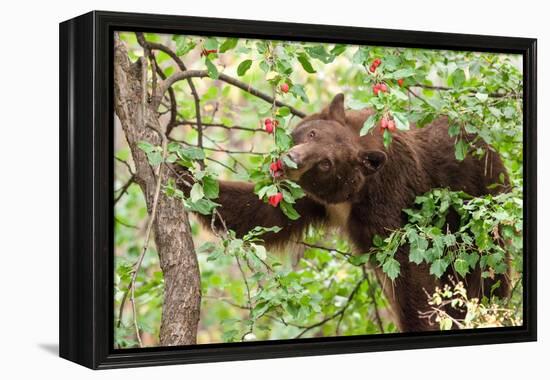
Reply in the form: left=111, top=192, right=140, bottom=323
left=282, top=93, right=387, bottom=204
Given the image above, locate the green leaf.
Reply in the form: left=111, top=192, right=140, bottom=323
left=430, top=258, right=449, bottom=278
left=237, top=59, right=253, bottom=76
left=275, top=127, right=293, bottom=151
left=297, top=53, right=316, bottom=73
left=290, top=84, right=309, bottom=103
left=388, top=68, right=415, bottom=79
left=454, top=258, right=470, bottom=277
left=391, top=87, right=409, bottom=101
left=179, top=146, right=205, bottom=160
left=205, top=58, right=219, bottom=79
left=409, top=235, right=429, bottom=264
left=440, top=318, right=453, bottom=330
left=383, top=128, right=393, bottom=149
left=252, top=243, right=267, bottom=260
left=305, top=45, right=334, bottom=63
left=184, top=198, right=219, bottom=215
left=259, top=61, right=270, bottom=73
left=280, top=200, right=300, bottom=220
left=277, top=107, right=291, bottom=117
left=352, top=47, right=367, bottom=64
left=382, top=258, right=401, bottom=281
left=174, top=36, right=196, bottom=56
left=372, top=235, right=384, bottom=247
left=360, top=114, right=376, bottom=136
left=349, top=253, right=371, bottom=266
left=454, top=139, right=468, bottom=161
left=147, top=151, right=162, bottom=166
left=286, top=301, right=300, bottom=318
left=464, top=252, right=480, bottom=269
left=475, top=92, right=489, bottom=102
left=330, top=44, right=347, bottom=56
left=219, top=38, right=238, bottom=53
left=190, top=183, right=204, bottom=202
left=137, top=141, right=155, bottom=154
left=392, top=112, right=410, bottom=130
left=281, top=154, right=297, bottom=169
left=449, top=69, right=466, bottom=88
left=284, top=180, right=305, bottom=199
left=203, top=37, right=219, bottom=51
left=448, top=123, right=460, bottom=137
left=221, top=329, right=239, bottom=342
left=257, top=184, right=278, bottom=200
left=202, top=176, right=219, bottom=199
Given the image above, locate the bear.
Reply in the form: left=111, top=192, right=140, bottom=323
left=178, top=93, right=511, bottom=332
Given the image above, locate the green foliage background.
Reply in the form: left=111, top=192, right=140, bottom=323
left=114, top=32, right=523, bottom=347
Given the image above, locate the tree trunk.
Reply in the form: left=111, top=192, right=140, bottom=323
left=113, top=34, right=201, bottom=346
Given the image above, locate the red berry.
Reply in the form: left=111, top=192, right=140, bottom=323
left=268, top=193, right=283, bottom=207
left=373, top=84, right=380, bottom=96
left=379, top=83, right=388, bottom=93
left=373, top=58, right=382, bottom=67
left=397, top=78, right=404, bottom=87
left=280, top=83, right=289, bottom=93
left=264, top=119, right=274, bottom=133
left=369, top=64, right=376, bottom=73
left=269, top=159, right=284, bottom=178
left=387, top=120, right=396, bottom=132
left=380, top=117, right=389, bottom=129
left=269, top=161, right=279, bottom=173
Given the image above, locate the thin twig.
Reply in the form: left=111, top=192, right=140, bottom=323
left=114, top=174, right=135, bottom=205
left=363, top=267, right=384, bottom=333
left=155, top=70, right=306, bottom=118
left=410, top=84, right=521, bottom=99
left=168, top=136, right=266, bottom=155
left=175, top=120, right=267, bottom=134
left=297, top=241, right=353, bottom=258
left=205, top=157, right=238, bottom=174
left=294, top=277, right=365, bottom=339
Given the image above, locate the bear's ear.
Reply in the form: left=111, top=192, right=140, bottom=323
left=359, top=149, right=387, bottom=174
left=327, top=93, right=346, bottom=125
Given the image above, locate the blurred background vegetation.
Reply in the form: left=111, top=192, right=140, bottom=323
left=114, top=31, right=523, bottom=347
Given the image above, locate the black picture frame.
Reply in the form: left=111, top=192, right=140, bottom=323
left=59, top=10, right=537, bottom=369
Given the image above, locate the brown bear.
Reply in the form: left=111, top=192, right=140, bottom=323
left=182, top=93, right=510, bottom=332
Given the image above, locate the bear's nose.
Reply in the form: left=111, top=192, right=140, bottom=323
left=285, top=150, right=302, bottom=168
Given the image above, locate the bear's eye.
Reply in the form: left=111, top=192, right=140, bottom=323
left=308, top=130, right=316, bottom=138
left=318, top=159, right=331, bottom=172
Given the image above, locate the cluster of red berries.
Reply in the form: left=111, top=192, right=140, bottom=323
left=268, top=193, right=283, bottom=207
left=280, top=83, right=289, bottom=93
left=380, top=116, right=396, bottom=133
left=373, top=82, right=388, bottom=96
left=264, top=118, right=279, bottom=134
left=369, top=58, right=382, bottom=73
left=269, top=159, right=284, bottom=178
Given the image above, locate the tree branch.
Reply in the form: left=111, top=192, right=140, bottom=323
left=175, top=119, right=267, bottom=134
left=410, top=83, right=522, bottom=99
left=155, top=70, right=306, bottom=118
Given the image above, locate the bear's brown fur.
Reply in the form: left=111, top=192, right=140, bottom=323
left=182, top=94, right=511, bottom=332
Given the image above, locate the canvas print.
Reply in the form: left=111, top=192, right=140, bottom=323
left=113, top=31, right=524, bottom=348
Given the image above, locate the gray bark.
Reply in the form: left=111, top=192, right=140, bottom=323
left=114, top=34, right=201, bottom=346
